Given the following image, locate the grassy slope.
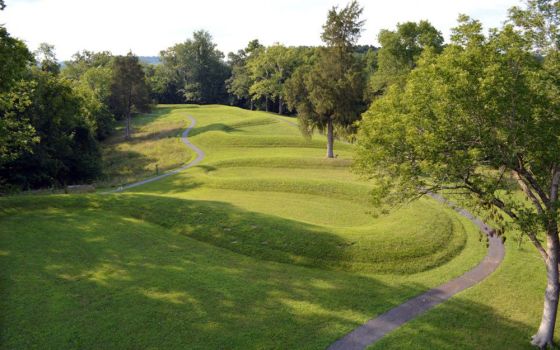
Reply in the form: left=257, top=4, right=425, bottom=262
left=98, top=107, right=194, bottom=188
left=369, top=238, right=556, bottom=350
left=1, top=104, right=490, bottom=349
left=130, top=105, right=476, bottom=273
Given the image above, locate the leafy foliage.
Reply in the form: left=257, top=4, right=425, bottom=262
left=355, top=7, right=560, bottom=347
left=286, top=0, right=366, bottom=157
left=155, top=30, right=230, bottom=104
left=109, top=53, right=151, bottom=138
left=369, top=20, right=443, bottom=97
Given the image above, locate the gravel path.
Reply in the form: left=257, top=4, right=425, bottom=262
left=327, top=193, right=505, bottom=350
left=109, top=115, right=205, bottom=193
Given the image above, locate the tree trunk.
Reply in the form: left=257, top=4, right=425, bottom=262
left=326, top=117, right=334, bottom=158
left=125, top=112, right=131, bottom=140
left=265, top=96, right=269, bottom=112
left=250, top=99, right=253, bottom=111
left=532, top=226, right=560, bottom=349
left=279, top=97, right=283, bottom=115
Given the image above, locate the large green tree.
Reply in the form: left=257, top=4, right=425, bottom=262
left=226, top=39, right=263, bottom=109
left=63, top=50, right=115, bottom=140
left=355, top=7, right=560, bottom=348
left=1, top=69, right=102, bottom=189
left=0, top=18, right=36, bottom=169
left=109, top=53, right=150, bottom=139
left=369, top=20, right=443, bottom=97
left=157, top=30, right=230, bottom=104
left=286, top=0, right=366, bottom=158
left=247, top=44, right=300, bottom=114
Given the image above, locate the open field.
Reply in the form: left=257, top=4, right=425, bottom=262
left=0, top=105, right=552, bottom=349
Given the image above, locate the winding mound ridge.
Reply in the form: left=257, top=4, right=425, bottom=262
left=129, top=105, right=470, bottom=274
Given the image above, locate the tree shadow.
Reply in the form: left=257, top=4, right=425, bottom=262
left=187, top=123, right=237, bottom=137
left=0, top=194, right=542, bottom=349
left=371, top=296, right=548, bottom=349
left=103, top=127, right=186, bottom=146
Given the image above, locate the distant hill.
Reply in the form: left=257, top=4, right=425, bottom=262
left=139, top=56, right=161, bottom=65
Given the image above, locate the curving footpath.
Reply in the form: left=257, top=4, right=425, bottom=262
left=108, top=112, right=505, bottom=349
left=108, top=115, right=205, bottom=193
left=327, top=193, right=505, bottom=350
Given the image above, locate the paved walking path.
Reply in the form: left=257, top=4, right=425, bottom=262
left=108, top=115, right=205, bottom=193
left=327, top=193, right=505, bottom=350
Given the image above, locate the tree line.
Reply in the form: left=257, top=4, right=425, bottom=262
left=1, top=0, right=559, bottom=347
left=0, top=0, right=443, bottom=190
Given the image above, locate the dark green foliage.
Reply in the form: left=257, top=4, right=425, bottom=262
left=109, top=53, right=150, bottom=138
left=155, top=30, right=230, bottom=104
left=0, top=27, right=36, bottom=168
left=286, top=1, right=367, bottom=157
left=0, top=81, right=38, bottom=167
left=0, top=27, right=33, bottom=92
left=1, top=70, right=102, bottom=189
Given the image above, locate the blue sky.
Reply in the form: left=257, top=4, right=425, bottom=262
left=1, top=0, right=522, bottom=60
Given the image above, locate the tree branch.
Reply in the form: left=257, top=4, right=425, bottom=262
left=516, top=155, right=551, bottom=207
left=513, top=170, right=545, bottom=215
left=464, top=179, right=549, bottom=261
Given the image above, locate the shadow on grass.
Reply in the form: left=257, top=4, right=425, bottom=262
left=0, top=194, right=535, bottom=349
left=188, top=123, right=237, bottom=137
left=370, top=296, right=542, bottom=350
left=98, top=149, right=159, bottom=187
left=103, top=127, right=186, bottom=146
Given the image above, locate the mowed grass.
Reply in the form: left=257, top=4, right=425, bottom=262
left=98, top=108, right=194, bottom=188
left=130, top=105, right=474, bottom=274
left=369, top=237, right=559, bottom=350
left=0, top=104, right=501, bottom=349
left=0, top=194, right=484, bottom=349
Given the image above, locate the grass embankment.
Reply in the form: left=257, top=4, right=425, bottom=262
left=98, top=108, right=194, bottom=188
left=0, top=105, right=490, bottom=349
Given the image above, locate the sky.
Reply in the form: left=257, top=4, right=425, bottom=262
left=1, top=0, right=523, bottom=61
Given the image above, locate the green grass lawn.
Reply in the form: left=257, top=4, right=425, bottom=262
left=98, top=108, right=194, bottom=188
left=0, top=104, right=550, bottom=349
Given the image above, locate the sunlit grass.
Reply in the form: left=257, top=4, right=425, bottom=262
left=0, top=104, right=493, bottom=349
left=98, top=109, right=194, bottom=188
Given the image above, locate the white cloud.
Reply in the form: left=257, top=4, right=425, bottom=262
left=1, top=0, right=522, bottom=60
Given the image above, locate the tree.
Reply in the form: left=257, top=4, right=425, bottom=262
left=355, top=9, right=560, bottom=349
left=62, top=50, right=115, bottom=140
left=0, top=23, right=36, bottom=169
left=369, top=20, right=443, bottom=97
left=34, top=43, right=60, bottom=75
left=247, top=44, right=300, bottom=114
left=226, top=39, right=263, bottom=109
left=109, top=53, right=150, bottom=139
left=158, top=30, right=230, bottom=104
left=286, top=0, right=366, bottom=158
left=0, top=27, right=33, bottom=92
left=1, top=69, right=102, bottom=189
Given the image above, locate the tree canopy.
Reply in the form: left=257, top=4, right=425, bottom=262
left=156, top=30, right=230, bottom=104
left=286, top=0, right=366, bottom=158
left=355, top=4, right=560, bottom=348
left=109, top=53, right=151, bottom=139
